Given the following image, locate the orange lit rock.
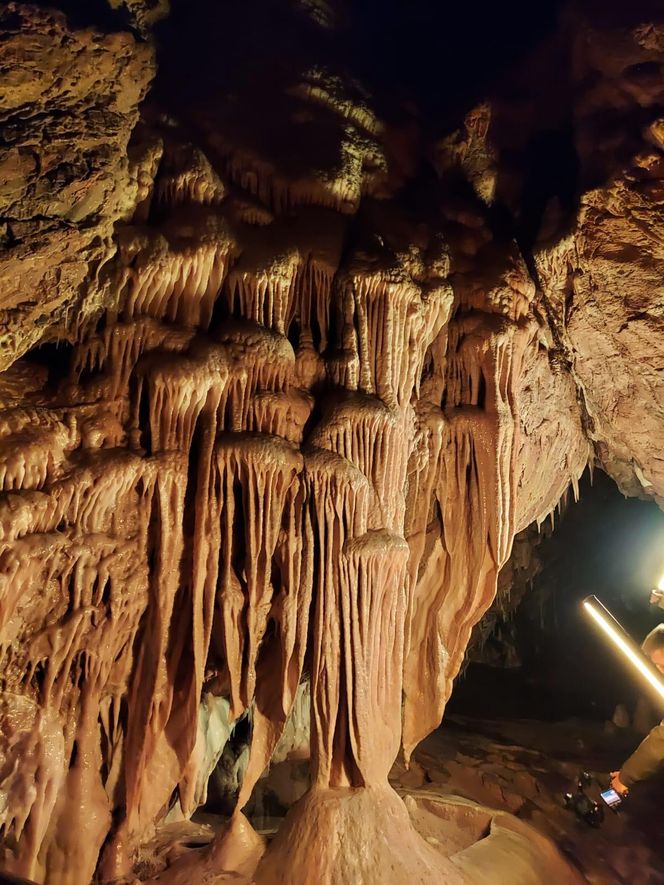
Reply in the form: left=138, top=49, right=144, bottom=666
left=0, top=4, right=155, bottom=371
left=0, top=1, right=660, bottom=883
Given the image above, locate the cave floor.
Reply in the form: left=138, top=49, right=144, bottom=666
left=390, top=715, right=664, bottom=885
left=140, top=716, right=662, bottom=883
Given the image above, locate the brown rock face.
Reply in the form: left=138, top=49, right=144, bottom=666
left=0, top=4, right=155, bottom=370
left=0, top=1, right=661, bottom=883
left=534, top=9, right=664, bottom=505
left=108, top=0, right=170, bottom=35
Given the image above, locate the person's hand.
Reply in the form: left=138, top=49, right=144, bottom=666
left=649, top=589, right=664, bottom=610
left=610, top=771, right=629, bottom=795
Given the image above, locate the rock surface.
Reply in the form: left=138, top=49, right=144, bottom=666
left=0, top=1, right=661, bottom=882
left=0, top=4, right=155, bottom=370
left=391, top=715, right=663, bottom=885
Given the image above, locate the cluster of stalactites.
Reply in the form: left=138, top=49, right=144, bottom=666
left=125, top=429, right=310, bottom=832
left=122, top=236, right=233, bottom=330
left=0, top=437, right=173, bottom=881
left=215, top=131, right=389, bottom=217
left=115, top=131, right=351, bottom=357
left=104, top=305, right=317, bottom=835
left=0, top=532, right=145, bottom=708
left=304, top=449, right=368, bottom=787
left=70, top=318, right=195, bottom=401
left=337, top=530, right=410, bottom=785
left=0, top=102, right=530, bottom=884
left=296, top=448, right=411, bottom=791
left=309, top=394, right=413, bottom=533
left=224, top=252, right=335, bottom=341
left=0, top=449, right=153, bottom=545
left=213, top=434, right=304, bottom=719
left=130, top=323, right=311, bottom=456
left=154, top=142, right=228, bottom=209
left=0, top=408, right=77, bottom=493
left=337, top=271, right=452, bottom=409
left=400, top=295, right=534, bottom=760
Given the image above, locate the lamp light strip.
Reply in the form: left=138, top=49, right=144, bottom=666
left=583, top=598, right=664, bottom=702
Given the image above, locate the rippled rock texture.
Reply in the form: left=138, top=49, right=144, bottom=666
left=0, top=1, right=662, bottom=882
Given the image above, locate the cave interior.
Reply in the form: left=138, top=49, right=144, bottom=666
left=0, top=0, right=663, bottom=883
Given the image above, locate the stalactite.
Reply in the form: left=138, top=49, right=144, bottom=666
left=235, top=477, right=313, bottom=811
left=309, top=394, right=413, bottom=532
left=124, top=459, right=188, bottom=837
left=215, top=433, right=303, bottom=719
left=303, top=449, right=369, bottom=787
left=344, top=270, right=451, bottom=408
left=403, top=404, right=446, bottom=654
left=337, top=530, right=409, bottom=785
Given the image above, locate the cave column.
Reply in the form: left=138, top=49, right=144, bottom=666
left=253, top=455, right=462, bottom=884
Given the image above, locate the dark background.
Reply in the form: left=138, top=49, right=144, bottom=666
left=450, top=469, right=664, bottom=723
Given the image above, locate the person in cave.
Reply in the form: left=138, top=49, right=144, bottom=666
left=610, top=624, right=664, bottom=795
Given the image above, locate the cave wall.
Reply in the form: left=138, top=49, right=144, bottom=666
left=0, top=1, right=662, bottom=882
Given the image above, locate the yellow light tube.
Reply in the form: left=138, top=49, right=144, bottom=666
left=583, top=595, right=664, bottom=703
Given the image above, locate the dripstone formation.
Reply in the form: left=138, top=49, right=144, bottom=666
left=0, top=1, right=662, bottom=882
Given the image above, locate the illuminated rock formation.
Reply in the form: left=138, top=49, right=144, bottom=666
left=0, top=4, right=155, bottom=371
left=0, top=1, right=661, bottom=883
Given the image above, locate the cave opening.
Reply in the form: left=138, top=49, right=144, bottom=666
left=22, top=339, right=75, bottom=392
left=452, top=470, right=664, bottom=724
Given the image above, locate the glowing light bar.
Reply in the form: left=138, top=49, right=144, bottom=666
left=583, top=595, right=664, bottom=703
left=658, top=574, right=664, bottom=592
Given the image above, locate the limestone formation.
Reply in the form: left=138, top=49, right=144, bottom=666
left=0, top=4, right=155, bottom=371
left=0, top=1, right=661, bottom=883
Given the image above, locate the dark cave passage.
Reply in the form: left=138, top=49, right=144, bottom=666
left=452, top=470, right=664, bottom=724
